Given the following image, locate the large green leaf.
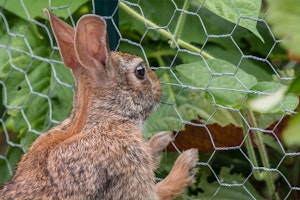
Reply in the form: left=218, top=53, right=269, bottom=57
left=266, top=0, right=300, bottom=56
left=145, top=59, right=296, bottom=136
left=190, top=166, right=263, bottom=199
left=175, top=59, right=257, bottom=107
left=120, top=0, right=263, bottom=44
left=248, top=82, right=299, bottom=114
left=0, top=17, right=73, bottom=146
left=119, top=0, right=208, bottom=45
left=144, top=63, right=248, bottom=136
left=192, top=0, right=263, bottom=41
left=3, top=0, right=89, bottom=20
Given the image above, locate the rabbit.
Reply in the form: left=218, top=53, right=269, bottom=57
left=0, top=9, right=198, bottom=200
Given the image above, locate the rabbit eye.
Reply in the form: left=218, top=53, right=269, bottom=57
left=135, top=64, right=146, bottom=79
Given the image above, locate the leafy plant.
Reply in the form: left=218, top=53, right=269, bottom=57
left=119, top=0, right=299, bottom=199
left=266, top=0, right=300, bottom=148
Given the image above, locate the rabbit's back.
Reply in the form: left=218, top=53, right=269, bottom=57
left=0, top=119, right=71, bottom=198
left=1, top=123, right=159, bottom=200
left=46, top=124, right=158, bottom=199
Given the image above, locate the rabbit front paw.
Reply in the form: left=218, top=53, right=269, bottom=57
left=155, top=148, right=198, bottom=200
left=148, top=131, right=173, bottom=152
left=173, top=148, right=199, bottom=181
left=148, top=131, right=173, bottom=168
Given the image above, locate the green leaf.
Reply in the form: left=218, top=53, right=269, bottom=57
left=0, top=146, right=24, bottom=184
left=121, top=0, right=263, bottom=43
left=119, top=0, right=208, bottom=45
left=0, top=17, right=73, bottom=142
left=283, top=112, right=300, bottom=147
left=144, top=103, right=182, bottom=138
left=191, top=0, right=263, bottom=41
left=3, top=0, right=89, bottom=20
left=191, top=166, right=263, bottom=199
left=287, top=73, right=300, bottom=94
left=144, top=66, right=246, bottom=136
left=267, top=0, right=300, bottom=56
left=175, top=59, right=257, bottom=107
left=248, top=82, right=299, bottom=113
left=261, top=133, right=284, bottom=155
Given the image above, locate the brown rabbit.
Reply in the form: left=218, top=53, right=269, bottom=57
left=0, top=9, right=198, bottom=200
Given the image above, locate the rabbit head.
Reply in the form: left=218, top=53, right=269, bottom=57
left=44, top=10, right=162, bottom=127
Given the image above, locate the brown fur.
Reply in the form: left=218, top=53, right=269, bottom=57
left=0, top=10, right=198, bottom=199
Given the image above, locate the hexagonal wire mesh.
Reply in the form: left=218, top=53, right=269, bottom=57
left=0, top=0, right=299, bottom=199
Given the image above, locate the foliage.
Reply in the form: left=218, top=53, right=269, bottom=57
left=193, top=0, right=263, bottom=41
left=119, top=0, right=300, bottom=199
left=266, top=0, right=300, bottom=147
left=3, top=0, right=89, bottom=20
left=266, top=0, right=300, bottom=57
left=0, top=0, right=300, bottom=199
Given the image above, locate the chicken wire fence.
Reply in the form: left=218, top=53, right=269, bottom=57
left=0, top=0, right=299, bottom=199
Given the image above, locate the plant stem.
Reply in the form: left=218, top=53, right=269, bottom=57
left=170, top=0, right=190, bottom=48
left=243, top=109, right=280, bottom=200
left=242, top=116, right=261, bottom=180
left=156, top=56, right=166, bottom=67
left=119, top=2, right=214, bottom=59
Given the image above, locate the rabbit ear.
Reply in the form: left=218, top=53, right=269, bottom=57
left=43, top=9, right=81, bottom=71
left=74, top=15, right=109, bottom=71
